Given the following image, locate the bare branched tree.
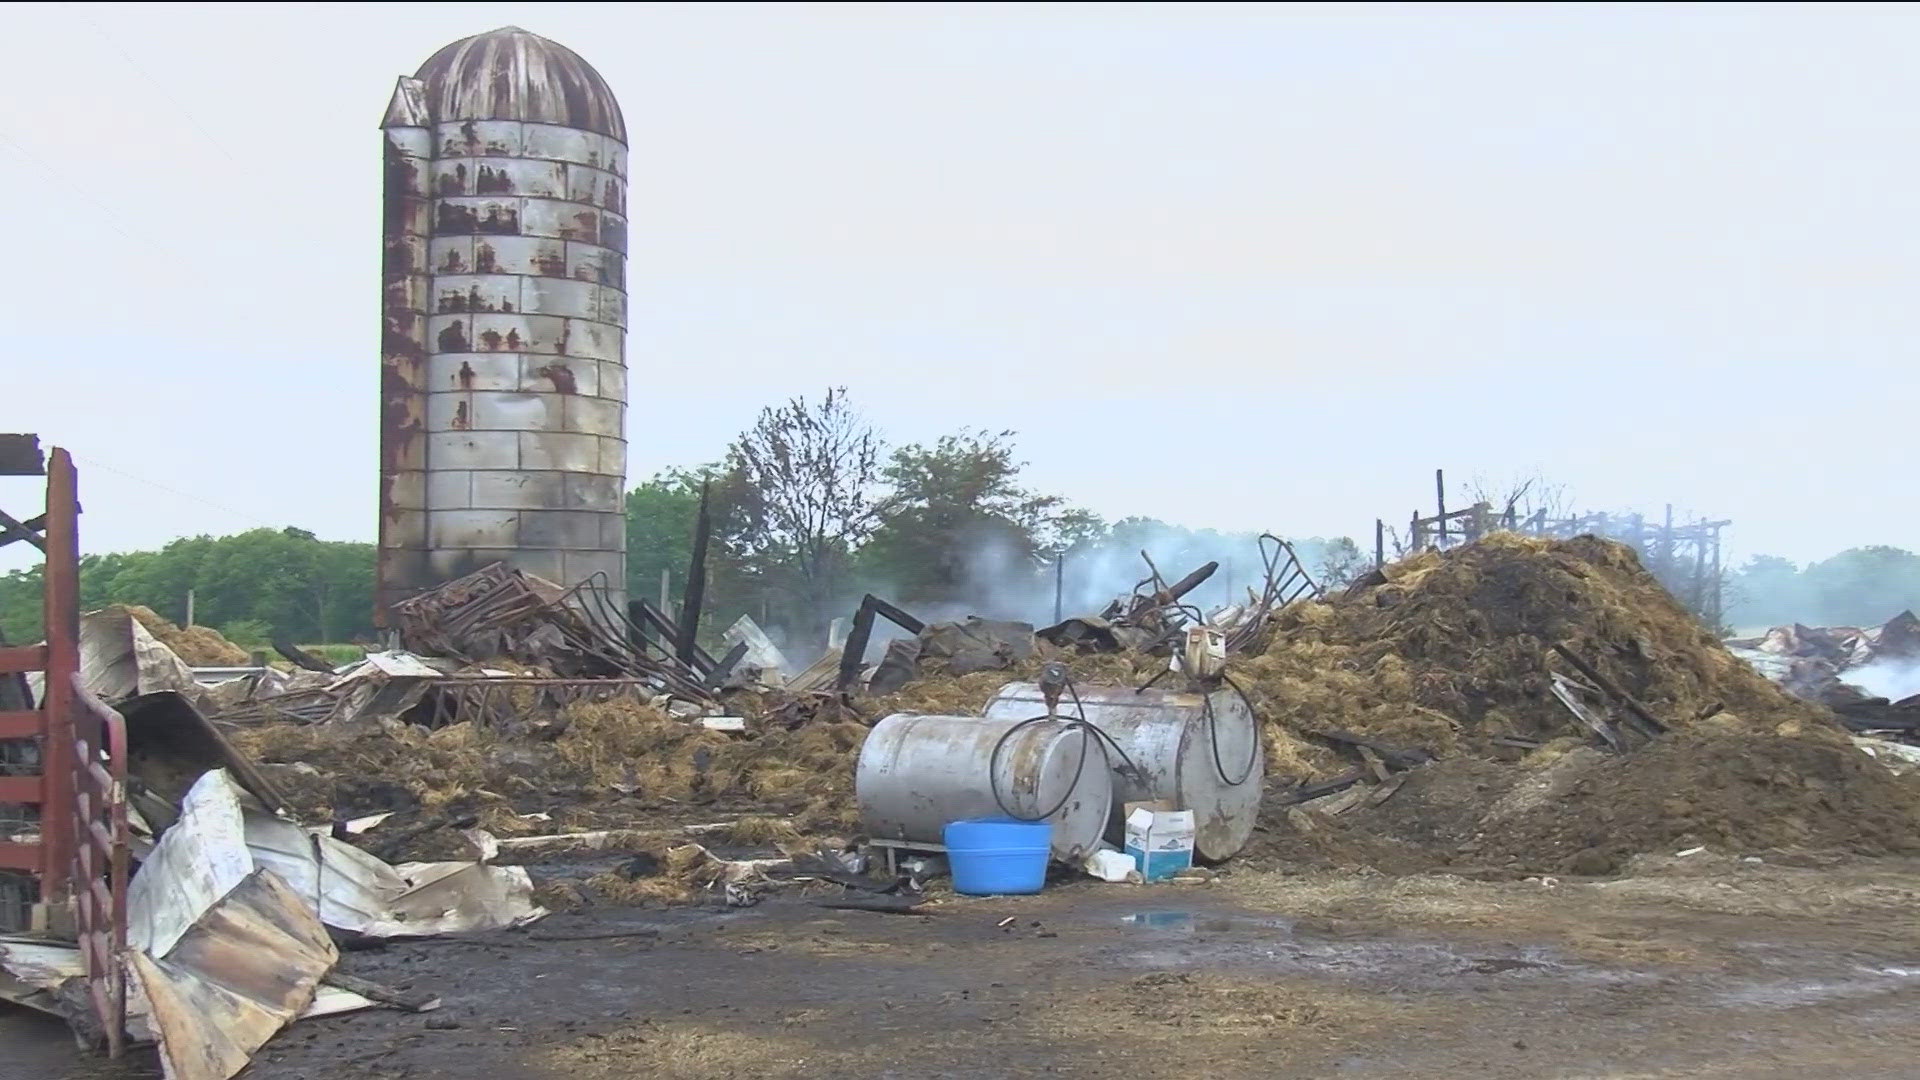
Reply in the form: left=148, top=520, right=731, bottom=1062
left=1462, top=472, right=1573, bottom=532
left=723, top=388, right=885, bottom=636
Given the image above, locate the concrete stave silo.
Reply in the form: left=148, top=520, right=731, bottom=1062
left=377, top=26, right=628, bottom=624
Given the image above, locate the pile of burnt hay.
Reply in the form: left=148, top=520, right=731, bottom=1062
left=1252, top=720, right=1920, bottom=875
left=227, top=696, right=873, bottom=852
left=114, top=604, right=250, bottom=666
left=1224, top=533, right=1920, bottom=872
left=1236, top=534, right=1833, bottom=777
left=556, top=700, right=866, bottom=831
left=1473, top=721, right=1920, bottom=871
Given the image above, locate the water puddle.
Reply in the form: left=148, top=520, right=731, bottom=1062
left=1109, top=909, right=1636, bottom=991
left=1712, top=963, right=1920, bottom=1009
left=1120, top=910, right=1290, bottom=934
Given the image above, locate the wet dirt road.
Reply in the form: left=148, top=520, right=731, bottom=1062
left=14, top=858, right=1920, bottom=1079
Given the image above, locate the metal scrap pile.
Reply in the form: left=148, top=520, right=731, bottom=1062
left=1728, top=611, right=1920, bottom=740
left=834, top=536, right=1322, bottom=702
left=2, top=628, right=547, bottom=1080
left=203, top=563, right=742, bottom=732
left=391, top=562, right=720, bottom=705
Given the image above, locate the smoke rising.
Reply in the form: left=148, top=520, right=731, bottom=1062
left=1847, top=657, right=1920, bottom=703
left=844, top=523, right=1355, bottom=639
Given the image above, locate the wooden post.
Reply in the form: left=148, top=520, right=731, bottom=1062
left=1434, top=469, right=1447, bottom=546
left=1692, top=524, right=1708, bottom=622
left=184, top=589, right=194, bottom=628
left=1662, top=504, right=1675, bottom=582
left=39, top=448, right=79, bottom=898
left=676, top=482, right=712, bottom=666
left=1410, top=511, right=1422, bottom=551
left=1375, top=519, right=1385, bottom=568
left=1710, top=526, right=1724, bottom=630
left=659, top=568, right=669, bottom=612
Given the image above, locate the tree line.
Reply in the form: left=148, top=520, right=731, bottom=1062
left=4, top=389, right=1913, bottom=648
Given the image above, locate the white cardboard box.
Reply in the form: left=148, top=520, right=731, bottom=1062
left=1123, top=802, right=1195, bottom=882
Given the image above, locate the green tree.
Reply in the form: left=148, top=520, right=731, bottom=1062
left=624, top=472, right=703, bottom=609
left=1725, top=554, right=1806, bottom=630
left=0, top=529, right=378, bottom=645
left=858, top=430, right=1069, bottom=603
left=1802, top=546, right=1920, bottom=627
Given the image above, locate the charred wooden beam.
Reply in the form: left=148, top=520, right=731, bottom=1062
left=1551, top=642, right=1668, bottom=736
left=837, top=594, right=927, bottom=691
left=676, top=481, right=713, bottom=667
left=272, top=634, right=336, bottom=674
left=703, top=641, right=749, bottom=690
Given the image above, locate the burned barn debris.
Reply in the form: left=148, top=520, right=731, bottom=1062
left=13, top=431, right=1920, bottom=1076
left=1728, top=611, right=1920, bottom=740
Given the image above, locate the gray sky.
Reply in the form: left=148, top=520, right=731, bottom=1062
left=2, top=2, right=1913, bottom=573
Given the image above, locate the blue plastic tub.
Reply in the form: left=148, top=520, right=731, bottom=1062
left=944, top=817, right=1052, bottom=896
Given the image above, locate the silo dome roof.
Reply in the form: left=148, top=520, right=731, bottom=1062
left=414, top=26, right=626, bottom=144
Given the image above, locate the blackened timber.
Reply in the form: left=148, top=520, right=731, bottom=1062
left=1551, top=642, right=1669, bottom=736
left=867, top=596, right=925, bottom=635
left=1160, top=561, right=1219, bottom=602
left=837, top=594, right=927, bottom=690
left=704, top=642, right=749, bottom=690
left=272, top=634, right=336, bottom=673
left=676, top=482, right=713, bottom=667
left=1280, top=769, right=1366, bottom=804
left=633, top=599, right=719, bottom=674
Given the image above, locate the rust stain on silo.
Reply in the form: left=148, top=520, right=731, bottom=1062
left=539, top=364, right=576, bottom=393
left=438, top=320, right=469, bottom=351
left=457, top=361, right=475, bottom=389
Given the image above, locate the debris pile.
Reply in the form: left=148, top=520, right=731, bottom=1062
left=2, top=687, right=540, bottom=1080
left=1728, top=611, right=1920, bottom=736
left=121, top=538, right=1920, bottom=893
left=1231, top=535, right=1920, bottom=873
left=111, top=604, right=251, bottom=666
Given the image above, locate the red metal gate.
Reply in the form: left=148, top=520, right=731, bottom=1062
left=70, top=673, right=127, bottom=1057
left=0, top=442, right=129, bottom=1054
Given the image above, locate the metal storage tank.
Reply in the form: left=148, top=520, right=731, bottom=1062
left=982, top=682, right=1264, bottom=862
left=855, top=713, right=1114, bottom=864
left=377, top=26, right=629, bottom=623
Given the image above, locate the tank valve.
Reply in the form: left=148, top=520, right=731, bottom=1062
left=1038, top=661, right=1070, bottom=718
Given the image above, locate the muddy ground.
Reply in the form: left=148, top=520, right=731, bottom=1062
left=11, top=853, right=1920, bottom=1080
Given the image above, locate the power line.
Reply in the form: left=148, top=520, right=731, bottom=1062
left=66, top=2, right=243, bottom=169
left=0, top=130, right=182, bottom=259
left=69, top=454, right=283, bottom=532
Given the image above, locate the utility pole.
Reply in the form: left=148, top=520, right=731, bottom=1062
left=1053, top=555, right=1065, bottom=623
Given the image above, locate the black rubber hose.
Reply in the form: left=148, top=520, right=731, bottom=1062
left=1204, top=675, right=1263, bottom=787
left=986, top=676, right=1143, bottom=822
